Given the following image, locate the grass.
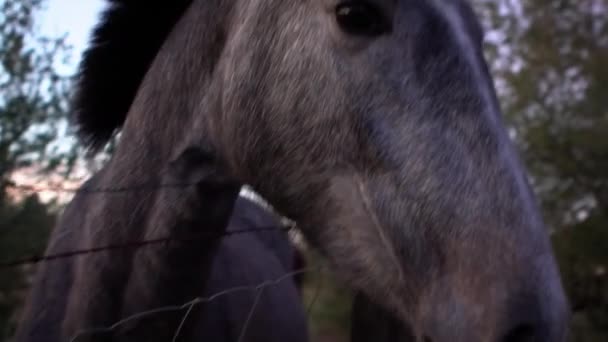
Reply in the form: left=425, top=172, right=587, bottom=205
left=300, top=251, right=353, bottom=342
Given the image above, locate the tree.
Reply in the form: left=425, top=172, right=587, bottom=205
left=553, top=213, right=608, bottom=341
left=0, top=0, right=75, bottom=200
left=0, top=0, right=73, bottom=339
left=0, top=194, right=55, bottom=339
left=475, top=0, right=608, bottom=226
left=474, top=0, right=608, bottom=339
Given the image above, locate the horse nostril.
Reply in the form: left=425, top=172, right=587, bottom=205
left=501, top=323, right=537, bottom=342
left=422, top=335, right=432, bottom=342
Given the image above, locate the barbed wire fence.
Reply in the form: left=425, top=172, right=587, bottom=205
left=2, top=181, right=325, bottom=342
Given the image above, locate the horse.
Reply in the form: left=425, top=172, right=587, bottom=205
left=16, top=194, right=309, bottom=342
left=193, top=196, right=308, bottom=342
left=17, top=0, right=570, bottom=341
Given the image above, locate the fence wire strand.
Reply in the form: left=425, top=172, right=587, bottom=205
left=172, top=301, right=197, bottom=342
left=237, top=287, right=265, bottom=342
left=5, top=183, right=321, bottom=342
left=7, top=181, right=207, bottom=194
left=0, top=226, right=293, bottom=269
left=69, top=266, right=321, bottom=342
left=5, top=181, right=320, bottom=342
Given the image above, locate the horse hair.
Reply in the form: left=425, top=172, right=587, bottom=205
left=72, top=0, right=194, bottom=151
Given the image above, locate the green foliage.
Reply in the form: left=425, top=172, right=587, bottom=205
left=301, top=251, right=352, bottom=342
left=0, top=194, right=55, bottom=340
left=553, top=214, right=608, bottom=342
left=0, top=0, right=72, bottom=339
left=475, top=0, right=608, bottom=340
left=476, top=0, right=608, bottom=224
left=0, top=0, right=75, bottom=190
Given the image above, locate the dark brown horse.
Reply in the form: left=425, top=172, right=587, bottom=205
left=16, top=192, right=309, bottom=342
left=17, top=0, right=569, bottom=341
left=194, top=197, right=308, bottom=342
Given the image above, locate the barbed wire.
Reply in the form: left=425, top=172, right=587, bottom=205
left=69, top=266, right=323, bottom=342
left=237, top=287, right=265, bottom=342
left=6, top=181, right=210, bottom=194
left=5, top=180, right=321, bottom=342
left=2, top=181, right=299, bottom=270
left=0, top=225, right=294, bottom=269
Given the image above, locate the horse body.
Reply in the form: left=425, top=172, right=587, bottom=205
left=195, top=200, right=308, bottom=342
left=16, top=192, right=307, bottom=342
left=18, top=0, right=569, bottom=341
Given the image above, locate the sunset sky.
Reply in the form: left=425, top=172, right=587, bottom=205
left=10, top=1, right=106, bottom=202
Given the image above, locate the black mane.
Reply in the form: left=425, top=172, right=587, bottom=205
left=73, top=0, right=194, bottom=151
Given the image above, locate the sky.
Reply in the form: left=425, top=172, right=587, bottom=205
left=10, top=1, right=106, bottom=202
left=38, top=0, right=105, bottom=73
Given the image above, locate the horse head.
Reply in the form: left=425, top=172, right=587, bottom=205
left=73, top=0, right=569, bottom=340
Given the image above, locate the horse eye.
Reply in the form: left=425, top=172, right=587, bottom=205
left=335, top=2, right=389, bottom=37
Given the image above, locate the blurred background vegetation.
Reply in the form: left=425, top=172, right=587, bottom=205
left=0, top=0, right=606, bottom=341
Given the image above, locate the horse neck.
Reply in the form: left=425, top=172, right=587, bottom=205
left=87, top=0, right=236, bottom=242
left=59, top=2, right=241, bottom=339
